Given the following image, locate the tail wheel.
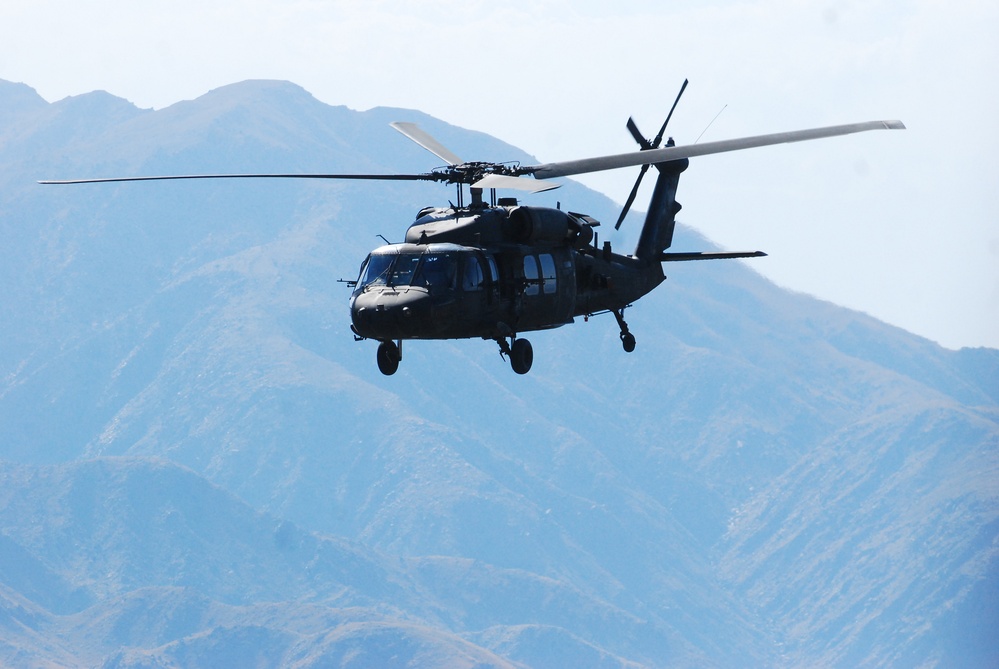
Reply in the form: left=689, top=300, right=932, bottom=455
left=376, top=341, right=401, bottom=375
left=613, top=308, right=636, bottom=353
left=510, top=338, right=533, bottom=375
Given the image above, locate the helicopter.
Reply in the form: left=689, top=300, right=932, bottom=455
left=41, top=84, right=904, bottom=375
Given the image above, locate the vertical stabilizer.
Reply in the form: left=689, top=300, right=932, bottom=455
left=634, top=157, right=688, bottom=262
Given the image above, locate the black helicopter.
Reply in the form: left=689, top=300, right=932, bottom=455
left=42, top=86, right=904, bottom=375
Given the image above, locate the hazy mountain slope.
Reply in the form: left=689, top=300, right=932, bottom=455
left=1, top=78, right=996, bottom=668
left=720, top=403, right=999, bottom=666
left=0, top=458, right=539, bottom=668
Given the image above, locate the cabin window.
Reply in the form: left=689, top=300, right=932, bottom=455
left=539, top=253, right=557, bottom=295
left=524, top=255, right=540, bottom=296
left=462, top=255, right=484, bottom=291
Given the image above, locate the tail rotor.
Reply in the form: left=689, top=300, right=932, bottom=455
left=615, top=78, right=688, bottom=230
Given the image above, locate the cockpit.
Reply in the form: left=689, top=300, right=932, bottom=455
left=350, top=243, right=502, bottom=344
left=359, top=250, right=455, bottom=289
left=356, top=243, right=495, bottom=293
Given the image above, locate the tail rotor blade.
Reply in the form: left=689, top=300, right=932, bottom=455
left=615, top=164, right=649, bottom=229
left=627, top=117, right=652, bottom=150
left=653, top=78, right=688, bottom=147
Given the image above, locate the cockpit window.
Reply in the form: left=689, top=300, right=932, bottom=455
left=413, top=253, right=457, bottom=289
left=359, top=251, right=458, bottom=290
left=389, top=254, right=421, bottom=285
left=359, top=254, right=394, bottom=286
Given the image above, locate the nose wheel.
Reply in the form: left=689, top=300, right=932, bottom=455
left=497, top=336, right=533, bottom=374
left=376, top=340, right=401, bottom=375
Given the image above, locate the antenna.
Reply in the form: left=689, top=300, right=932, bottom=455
left=695, top=104, right=728, bottom=144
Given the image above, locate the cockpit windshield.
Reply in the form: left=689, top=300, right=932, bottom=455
left=359, top=252, right=458, bottom=290
left=358, top=253, right=395, bottom=286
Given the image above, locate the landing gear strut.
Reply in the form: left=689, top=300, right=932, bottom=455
left=376, top=340, right=401, bottom=375
left=497, top=336, right=533, bottom=375
left=614, top=308, right=636, bottom=353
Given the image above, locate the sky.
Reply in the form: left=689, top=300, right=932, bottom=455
left=2, top=0, right=997, bottom=350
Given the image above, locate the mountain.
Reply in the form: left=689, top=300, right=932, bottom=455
left=1, top=78, right=996, bottom=668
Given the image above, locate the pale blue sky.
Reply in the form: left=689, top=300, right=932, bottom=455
left=2, top=0, right=996, bottom=349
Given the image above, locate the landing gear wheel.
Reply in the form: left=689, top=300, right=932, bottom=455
left=376, top=341, right=401, bottom=376
left=510, top=338, right=533, bottom=375
left=613, top=308, right=636, bottom=353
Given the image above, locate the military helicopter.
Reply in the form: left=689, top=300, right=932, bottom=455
left=42, top=85, right=904, bottom=375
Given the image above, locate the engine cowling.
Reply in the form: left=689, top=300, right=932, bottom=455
left=505, top=207, right=594, bottom=248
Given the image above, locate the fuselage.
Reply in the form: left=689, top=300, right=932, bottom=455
left=349, top=203, right=664, bottom=342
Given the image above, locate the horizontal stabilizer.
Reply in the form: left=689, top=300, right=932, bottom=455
left=660, top=251, right=767, bottom=262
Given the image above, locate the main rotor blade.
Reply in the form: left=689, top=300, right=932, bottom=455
left=530, top=120, right=905, bottom=180
left=471, top=173, right=561, bottom=193
left=39, top=173, right=440, bottom=185
left=390, top=121, right=463, bottom=165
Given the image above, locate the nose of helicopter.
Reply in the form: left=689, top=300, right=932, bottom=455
left=350, top=288, right=432, bottom=340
